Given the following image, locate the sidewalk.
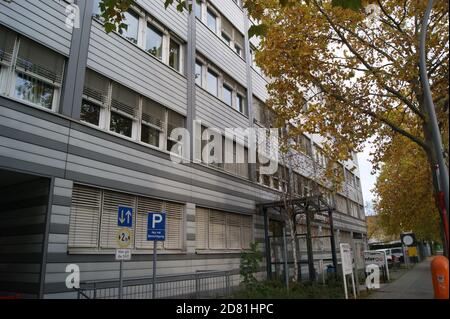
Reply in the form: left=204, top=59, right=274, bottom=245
left=367, top=258, right=434, bottom=299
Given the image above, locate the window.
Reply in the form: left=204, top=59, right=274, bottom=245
left=80, top=101, right=101, bottom=126
left=206, top=69, right=218, bottom=96
left=236, top=93, right=246, bottom=115
left=207, top=8, right=217, bottom=33
left=92, top=0, right=102, bottom=19
left=141, top=98, right=164, bottom=147
left=122, top=10, right=139, bottom=44
left=234, top=43, right=242, bottom=57
left=1, top=32, right=65, bottom=111
left=195, top=0, right=202, bottom=19
left=167, top=110, right=185, bottom=154
left=110, top=83, right=138, bottom=138
left=169, top=39, right=181, bottom=71
left=196, top=207, right=252, bottom=250
left=299, top=134, right=312, bottom=157
left=223, top=85, right=233, bottom=106
left=69, top=184, right=184, bottom=251
left=68, top=185, right=102, bottom=248
left=81, top=69, right=109, bottom=126
left=146, top=24, right=163, bottom=59
left=222, top=32, right=231, bottom=45
left=195, top=61, right=203, bottom=86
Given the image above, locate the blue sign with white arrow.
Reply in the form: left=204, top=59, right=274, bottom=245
left=147, top=212, right=166, bottom=241
left=118, top=206, right=133, bottom=228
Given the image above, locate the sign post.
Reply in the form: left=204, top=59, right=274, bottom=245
left=147, top=212, right=166, bottom=299
left=116, top=206, right=133, bottom=299
left=340, top=243, right=356, bottom=299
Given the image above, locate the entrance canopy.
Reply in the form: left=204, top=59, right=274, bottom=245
left=258, top=195, right=338, bottom=282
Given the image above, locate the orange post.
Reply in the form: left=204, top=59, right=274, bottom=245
left=431, top=256, right=449, bottom=299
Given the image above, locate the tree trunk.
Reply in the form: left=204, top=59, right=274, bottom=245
left=287, top=217, right=299, bottom=282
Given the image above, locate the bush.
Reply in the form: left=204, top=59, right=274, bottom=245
left=239, top=242, right=262, bottom=289
left=231, top=280, right=345, bottom=299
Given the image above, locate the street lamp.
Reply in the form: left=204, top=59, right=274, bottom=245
left=419, top=0, right=449, bottom=254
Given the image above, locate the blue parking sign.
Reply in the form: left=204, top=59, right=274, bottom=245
left=147, top=212, right=166, bottom=241
left=118, top=206, right=133, bottom=228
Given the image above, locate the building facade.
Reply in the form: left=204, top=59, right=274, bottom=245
left=0, top=0, right=367, bottom=298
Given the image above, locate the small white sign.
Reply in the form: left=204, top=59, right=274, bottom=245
left=115, top=249, right=132, bottom=261
left=340, top=243, right=353, bottom=275
left=340, top=243, right=356, bottom=299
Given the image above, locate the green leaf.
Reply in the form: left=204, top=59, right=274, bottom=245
left=248, top=23, right=268, bottom=38
left=331, top=0, right=363, bottom=11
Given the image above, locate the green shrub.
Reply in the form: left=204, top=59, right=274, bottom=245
left=239, top=242, right=262, bottom=289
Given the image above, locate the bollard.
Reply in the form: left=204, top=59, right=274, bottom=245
left=430, top=256, right=449, bottom=299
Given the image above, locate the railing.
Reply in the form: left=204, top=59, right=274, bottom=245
left=75, top=270, right=237, bottom=299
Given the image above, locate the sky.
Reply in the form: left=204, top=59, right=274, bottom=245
left=357, top=142, right=379, bottom=216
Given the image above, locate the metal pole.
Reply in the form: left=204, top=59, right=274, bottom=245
left=119, top=259, right=123, bottom=299
left=152, top=240, right=157, bottom=299
left=419, top=0, right=449, bottom=237
left=263, top=207, right=272, bottom=280
left=282, top=225, right=289, bottom=290
left=328, top=210, right=338, bottom=274
left=305, top=210, right=315, bottom=281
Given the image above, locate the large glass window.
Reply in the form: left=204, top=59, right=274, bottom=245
left=122, top=10, right=139, bottom=44
left=169, top=39, right=180, bottom=71
left=13, top=36, right=64, bottom=109
left=223, top=85, right=232, bottom=106
left=14, top=73, right=54, bottom=109
left=146, top=24, right=163, bottom=59
left=207, top=69, right=218, bottom=96
left=207, top=9, right=217, bottom=33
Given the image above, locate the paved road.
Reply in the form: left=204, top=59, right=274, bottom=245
left=368, top=258, right=434, bottom=299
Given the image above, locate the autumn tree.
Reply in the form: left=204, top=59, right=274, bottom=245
left=374, top=134, right=441, bottom=242
left=244, top=0, right=448, bottom=242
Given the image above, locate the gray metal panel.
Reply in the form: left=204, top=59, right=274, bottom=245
left=252, top=69, right=269, bottom=102
left=196, top=88, right=249, bottom=132
left=60, top=0, right=94, bottom=119
left=137, top=0, right=188, bottom=41
left=210, top=0, right=245, bottom=33
left=0, top=0, right=72, bottom=55
left=87, top=22, right=188, bottom=115
left=196, top=21, right=247, bottom=87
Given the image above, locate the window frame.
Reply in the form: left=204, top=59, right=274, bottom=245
left=0, top=33, right=65, bottom=113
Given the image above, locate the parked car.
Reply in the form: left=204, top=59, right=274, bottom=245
left=375, top=248, right=393, bottom=262
left=391, top=247, right=404, bottom=263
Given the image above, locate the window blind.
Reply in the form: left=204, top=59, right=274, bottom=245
left=164, top=202, right=184, bottom=250
left=135, top=196, right=163, bottom=249
left=209, top=210, right=226, bottom=249
left=16, top=37, right=64, bottom=84
left=111, top=82, right=139, bottom=118
left=100, top=190, right=135, bottom=249
left=68, top=185, right=102, bottom=248
left=83, top=69, right=109, bottom=104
